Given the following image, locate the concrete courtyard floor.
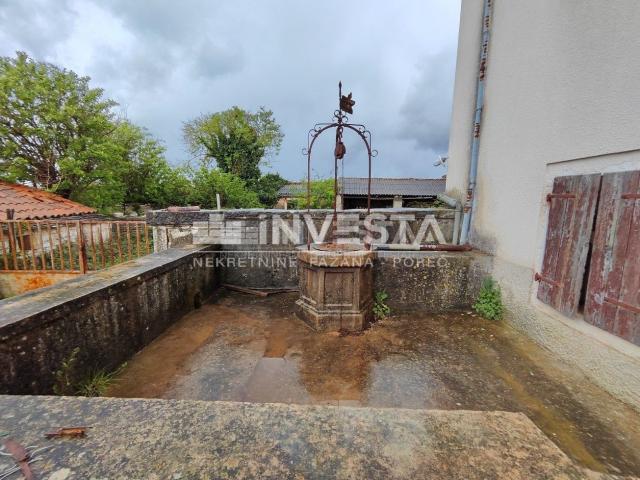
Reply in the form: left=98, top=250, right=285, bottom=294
left=101, top=290, right=640, bottom=477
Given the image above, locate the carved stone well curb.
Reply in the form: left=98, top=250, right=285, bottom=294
left=296, top=245, right=377, bottom=332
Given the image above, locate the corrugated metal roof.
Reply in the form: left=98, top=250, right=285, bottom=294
left=0, top=181, right=96, bottom=220
left=278, top=178, right=446, bottom=198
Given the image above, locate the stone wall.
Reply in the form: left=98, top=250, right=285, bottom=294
left=148, top=208, right=464, bottom=292
left=375, top=251, right=491, bottom=313
left=148, top=208, right=459, bottom=251
left=0, top=246, right=218, bottom=395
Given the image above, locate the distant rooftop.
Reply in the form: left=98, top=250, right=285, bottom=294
left=278, top=177, right=446, bottom=198
left=0, top=180, right=96, bottom=220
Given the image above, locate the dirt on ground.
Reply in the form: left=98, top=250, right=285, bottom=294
left=106, top=291, right=640, bottom=477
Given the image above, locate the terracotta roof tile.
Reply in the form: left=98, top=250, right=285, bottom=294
left=0, top=181, right=96, bottom=220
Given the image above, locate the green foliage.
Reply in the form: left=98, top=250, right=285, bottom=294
left=52, top=346, right=126, bottom=397
left=0, top=52, right=118, bottom=193
left=53, top=347, right=80, bottom=396
left=183, top=106, right=283, bottom=183
left=76, top=363, right=127, bottom=397
left=473, top=278, right=504, bottom=320
left=0, top=52, right=176, bottom=212
left=252, top=173, right=288, bottom=207
left=190, top=167, right=261, bottom=209
left=290, top=178, right=335, bottom=209
left=0, top=52, right=290, bottom=212
left=158, top=166, right=193, bottom=207
left=373, top=291, right=391, bottom=321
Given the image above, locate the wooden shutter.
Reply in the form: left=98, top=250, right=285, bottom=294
left=585, top=170, right=640, bottom=345
left=536, top=174, right=601, bottom=317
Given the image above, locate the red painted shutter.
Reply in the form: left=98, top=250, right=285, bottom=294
left=537, top=174, right=601, bottom=317
left=585, top=170, right=640, bottom=345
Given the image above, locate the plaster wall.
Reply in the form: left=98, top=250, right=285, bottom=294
left=447, top=0, right=640, bottom=267
left=446, top=0, right=640, bottom=409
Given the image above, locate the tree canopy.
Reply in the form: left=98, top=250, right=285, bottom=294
left=0, top=52, right=117, bottom=191
left=0, top=52, right=290, bottom=212
left=183, top=106, right=283, bottom=183
left=290, top=179, right=335, bottom=209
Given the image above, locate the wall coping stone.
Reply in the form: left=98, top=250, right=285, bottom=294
left=0, top=246, right=208, bottom=333
left=147, top=208, right=456, bottom=226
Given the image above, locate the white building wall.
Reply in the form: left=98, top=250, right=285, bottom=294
left=447, top=0, right=640, bottom=409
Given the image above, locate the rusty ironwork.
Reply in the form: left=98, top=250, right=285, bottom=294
left=546, top=193, right=576, bottom=202
left=302, top=82, right=378, bottom=249
left=0, top=219, right=152, bottom=273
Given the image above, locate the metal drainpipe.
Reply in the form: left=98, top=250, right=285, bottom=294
left=437, top=193, right=462, bottom=244
left=460, top=0, right=494, bottom=244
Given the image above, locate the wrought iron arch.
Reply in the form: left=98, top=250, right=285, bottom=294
left=302, top=82, right=378, bottom=248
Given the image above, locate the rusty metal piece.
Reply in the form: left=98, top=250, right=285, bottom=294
left=303, top=82, right=377, bottom=249
left=340, top=92, right=355, bottom=114
left=45, top=426, right=89, bottom=439
left=2, top=439, right=33, bottom=480
left=546, top=193, right=576, bottom=202
left=604, top=296, right=640, bottom=315
left=0, top=219, right=151, bottom=274
left=534, top=272, right=560, bottom=288
left=621, top=193, right=640, bottom=200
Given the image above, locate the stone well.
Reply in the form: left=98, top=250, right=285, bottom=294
left=296, top=244, right=376, bottom=332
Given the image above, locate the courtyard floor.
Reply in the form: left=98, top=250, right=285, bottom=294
left=106, top=291, right=640, bottom=477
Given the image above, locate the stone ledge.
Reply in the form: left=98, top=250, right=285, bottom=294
left=0, top=396, right=615, bottom=480
left=0, top=245, right=208, bottom=330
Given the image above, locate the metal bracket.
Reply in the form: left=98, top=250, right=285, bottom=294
left=546, top=193, right=576, bottom=202
left=604, top=296, right=640, bottom=314
left=534, top=272, right=560, bottom=288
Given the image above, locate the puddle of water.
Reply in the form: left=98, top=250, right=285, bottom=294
left=106, top=291, right=640, bottom=476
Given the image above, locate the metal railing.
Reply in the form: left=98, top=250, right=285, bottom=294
left=0, top=220, right=153, bottom=273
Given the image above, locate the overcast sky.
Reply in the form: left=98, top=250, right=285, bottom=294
left=0, top=0, right=461, bottom=180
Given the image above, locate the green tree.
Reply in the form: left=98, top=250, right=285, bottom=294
left=0, top=52, right=182, bottom=213
left=111, top=120, right=170, bottom=210
left=183, top=106, right=283, bottom=183
left=0, top=51, right=118, bottom=195
left=291, top=179, right=335, bottom=209
left=189, top=167, right=260, bottom=209
left=254, top=172, right=288, bottom=207
left=158, top=166, right=193, bottom=207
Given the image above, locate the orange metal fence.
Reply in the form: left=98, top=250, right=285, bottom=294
left=0, top=220, right=153, bottom=273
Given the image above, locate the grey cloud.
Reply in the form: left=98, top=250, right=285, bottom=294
left=0, top=0, right=461, bottom=179
left=398, top=50, right=456, bottom=155
left=191, top=39, right=243, bottom=79
left=0, top=0, right=76, bottom=57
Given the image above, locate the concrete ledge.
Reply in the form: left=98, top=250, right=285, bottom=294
left=0, top=247, right=219, bottom=395
left=0, top=396, right=610, bottom=479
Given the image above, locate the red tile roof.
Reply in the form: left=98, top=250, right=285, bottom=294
left=0, top=181, right=96, bottom=220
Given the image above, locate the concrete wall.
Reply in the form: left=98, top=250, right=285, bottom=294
left=0, top=246, right=218, bottom=395
left=375, top=251, right=491, bottom=313
left=446, top=0, right=640, bottom=409
left=447, top=0, right=640, bottom=264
